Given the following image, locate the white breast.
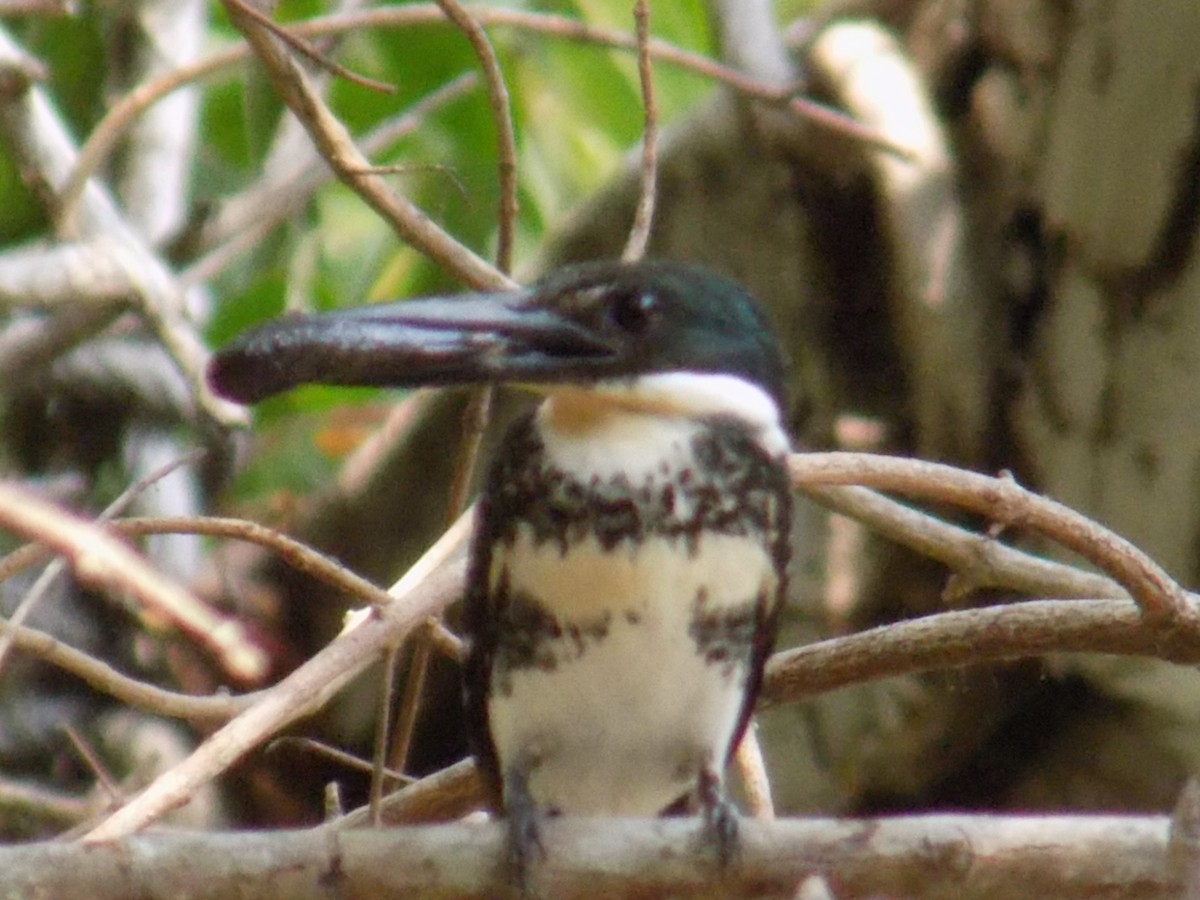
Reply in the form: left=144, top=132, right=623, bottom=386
left=487, top=528, right=777, bottom=816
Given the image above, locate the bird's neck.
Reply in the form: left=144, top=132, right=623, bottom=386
left=535, top=372, right=789, bottom=483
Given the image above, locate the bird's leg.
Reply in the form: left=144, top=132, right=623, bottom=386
left=697, top=763, right=740, bottom=867
left=504, top=764, right=546, bottom=891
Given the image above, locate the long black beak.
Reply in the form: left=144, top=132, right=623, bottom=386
left=208, top=289, right=615, bottom=404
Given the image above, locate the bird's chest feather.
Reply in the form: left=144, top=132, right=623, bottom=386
left=469, top=404, right=789, bottom=815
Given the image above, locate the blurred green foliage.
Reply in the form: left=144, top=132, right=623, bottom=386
left=0, top=0, right=812, bottom=504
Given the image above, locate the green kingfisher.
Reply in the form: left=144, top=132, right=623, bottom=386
left=208, top=260, right=793, bottom=880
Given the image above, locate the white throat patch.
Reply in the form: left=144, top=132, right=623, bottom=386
left=535, top=372, right=789, bottom=482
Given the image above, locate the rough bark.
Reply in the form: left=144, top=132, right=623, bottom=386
left=0, top=815, right=1179, bottom=899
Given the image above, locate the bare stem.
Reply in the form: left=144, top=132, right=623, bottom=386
left=621, top=0, right=659, bottom=263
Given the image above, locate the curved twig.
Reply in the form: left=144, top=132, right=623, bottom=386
left=433, top=0, right=516, bottom=274
left=621, top=0, right=658, bottom=263
left=763, top=596, right=1200, bottom=707
left=225, top=0, right=394, bottom=92
left=0, top=449, right=202, bottom=677
left=81, top=510, right=473, bottom=842
left=0, top=616, right=257, bottom=721
left=65, top=5, right=904, bottom=230
left=790, top=453, right=1191, bottom=621
left=0, top=483, right=267, bottom=682
left=799, top=482, right=1125, bottom=601
left=222, top=0, right=510, bottom=291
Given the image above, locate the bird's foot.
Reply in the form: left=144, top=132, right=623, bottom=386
left=697, top=765, right=740, bottom=867
left=504, top=767, right=546, bottom=893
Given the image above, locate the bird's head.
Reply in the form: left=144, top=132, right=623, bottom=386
left=208, top=260, right=788, bottom=435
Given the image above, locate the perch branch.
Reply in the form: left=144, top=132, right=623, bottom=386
left=1, top=816, right=1178, bottom=898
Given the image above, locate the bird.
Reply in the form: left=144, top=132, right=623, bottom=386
left=208, top=259, right=793, bottom=884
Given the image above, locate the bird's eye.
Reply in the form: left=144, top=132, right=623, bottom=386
left=609, top=289, right=658, bottom=334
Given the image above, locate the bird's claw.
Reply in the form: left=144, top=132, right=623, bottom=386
left=505, top=767, right=546, bottom=893
left=698, top=766, right=740, bottom=867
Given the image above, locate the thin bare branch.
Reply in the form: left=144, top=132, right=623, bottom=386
left=0, top=483, right=267, bottom=682
left=427, top=618, right=465, bottom=661
left=269, top=737, right=411, bottom=785
left=0, top=448, right=201, bottom=676
left=66, top=4, right=906, bottom=228
left=321, top=6, right=907, bottom=158
left=0, top=615, right=256, bottom=721
left=433, top=0, right=516, bottom=274
left=762, top=596, right=1200, bottom=707
left=61, top=724, right=124, bottom=805
left=385, top=630, right=432, bottom=776
left=108, top=0, right=205, bottom=245
left=0, top=0, right=75, bottom=13
left=621, top=0, right=658, bottom=263
left=225, top=0, right=395, bottom=93
left=0, top=305, right=125, bottom=383
left=799, top=482, right=1124, bottom=601
left=222, top=0, right=510, bottom=291
left=184, top=73, right=477, bottom=283
left=126, top=516, right=396, bottom=607
left=790, top=453, right=1191, bottom=621
left=734, top=722, right=774, bottom=819
left=369, top=643, right=401, bottom=826
left=61, top=44, right=245, bottom=225
left=0, top=28, right=245, bottom=431
left=445, top=388, right=494, bottom=525
left=326, top=756, right=482, bottom=828
left=0, top=239, right=134, bottom=308
left=81, top=510, right=473, bottom=842
left=0, top=774, right=93, bottom=827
